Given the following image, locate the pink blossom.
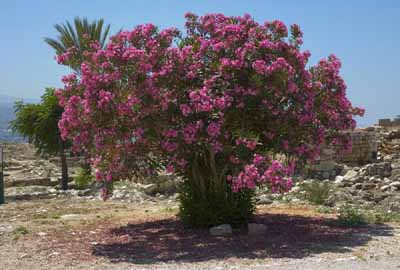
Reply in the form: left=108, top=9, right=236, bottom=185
left=56, top=12, right=363, bottom=195
left=180, top=104, right=192, bottom=116
left=207, top=122, right=221, bottom=138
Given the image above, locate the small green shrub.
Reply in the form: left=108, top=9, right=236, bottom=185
left=73, top=167, right=94, bottom=189
left=336, top=204, right=400, bottom=226
left=48, top=213, right=62, bottom=220
left=316, top=205, right=335, bottom=214
left=363, top=211, right=400, bottom=224
left=337, top=204, right=367, bottom=227
left=299, top=181, right=333, bottom=205
left=11, top=225, right=29, bottom=240
left=178, top=181, right=256, bottom=229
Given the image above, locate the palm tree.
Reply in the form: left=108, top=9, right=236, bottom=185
left=45, top=17, right=111, bottom=72
left=44, top=17, right=111, bottom=180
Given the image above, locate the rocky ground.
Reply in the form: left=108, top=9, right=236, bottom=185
left=1, top=143, right=179, bottom=202
left=277, top=159, right=400, bottom=215
left=1, top=127, right=400, bottom=269
left=288, top=129, right=400, bottom=215
left=2, top=143, right=81, bottom=189
left=1, top=198, right=400, bottom=270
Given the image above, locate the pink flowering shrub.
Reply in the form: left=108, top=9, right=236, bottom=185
left=56, top=13, right=363, bottom=227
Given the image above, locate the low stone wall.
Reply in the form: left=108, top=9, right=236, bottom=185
left=337, top=130, right=378, bottom=165
left=306, top=148, right=343, bottom=179
left=378, top=118, right=400, bottom=128
left=307, top=129, right=378, bottom=179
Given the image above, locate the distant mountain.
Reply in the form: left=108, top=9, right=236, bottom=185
left=0, top=93, right=36, bottom=142
left=0, top=93, right=39, bottom=104
left=0, top=102, right=21, bottom=142
left=0, top=94, right=15, bottom=104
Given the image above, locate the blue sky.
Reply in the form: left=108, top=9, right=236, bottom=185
left=0, top=0, right=399, bottom=126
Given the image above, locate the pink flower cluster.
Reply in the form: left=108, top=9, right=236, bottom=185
left=57, top=13, right=364, bottom=197
left=229, top=155, right=294, bottom=192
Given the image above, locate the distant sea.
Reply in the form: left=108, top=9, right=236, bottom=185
left=0, top=102, right=24, bottom=142
left=0, top=94, right=36, bottom=142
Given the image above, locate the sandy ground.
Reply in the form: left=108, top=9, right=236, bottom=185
left=1, top=197, right=400, bottom=270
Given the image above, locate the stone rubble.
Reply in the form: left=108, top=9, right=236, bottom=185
left=279, top=157, right=400, bottom=213
left=255, top=125, right=400, bottom=214
left=1, top=143, right=180, bottom=203
left=1, top=143, right=81, bottom=188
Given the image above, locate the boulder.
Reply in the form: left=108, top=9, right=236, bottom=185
left=158, top=180, right=177, bottom=194
left=209, top=224, right=232, bottom=236
left=381, top=185, right=390, bottom=192
left=334, top=175, right=344, bottom=184
left=383, top=177, right=392, bottom=185
left=257, top=194, right=273, bottom=205
left=389, top=181, right=400, bottom=188
left=141, top=184, right=158, bottom=195
left=343, top=170, right=358, bottom=182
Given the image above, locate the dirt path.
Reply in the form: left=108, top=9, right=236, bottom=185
left=1, top=198, right=399, bottom=270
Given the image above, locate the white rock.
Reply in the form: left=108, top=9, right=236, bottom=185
left=60, top=214, right=82, bottom=220
left=389, top=181, right=400, bottom=188
left=48, top=252, right=60, bottom=257
left=383, top=177, right=392, bottom=184
left=20, top=253, right=30, bottom=259
left=141, top=184, right=158, bottom=195
left=257, top=194, right=273, bottom=205
left=343, top=170, right=358, bottom=181
left=271, top=193, right=282, bottom=199
left=369, top=176, right=377, bottom=182
left=381, top=185, right=390, bottom=192
left=209, top=224, right=232, bottom=236
left=291, top=198, right=302, bottom=203
left=334, top=175, right=344, bottom=184
left=0, top=225, right=13, bottom=235
left=289, top=186, right=301, bottom=193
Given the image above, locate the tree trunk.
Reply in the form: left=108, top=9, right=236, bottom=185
left=59, top=141, right=69, bottom=190
left=178, top=148, right=255, bottom=228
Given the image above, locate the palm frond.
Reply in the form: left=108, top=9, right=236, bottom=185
left=44, top=38, right=66, bottom=54
left=45, top=16, right=112, bottom=71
